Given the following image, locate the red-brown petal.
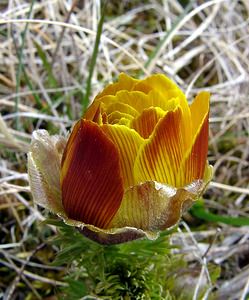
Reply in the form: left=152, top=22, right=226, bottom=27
left=84, top=101, right=100, bottom=121
left=61, top=119, right=124, bottom=228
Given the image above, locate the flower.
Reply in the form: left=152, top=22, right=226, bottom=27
left=28, top=73, right=212, bottom=244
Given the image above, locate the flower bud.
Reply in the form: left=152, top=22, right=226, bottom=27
left=28, top=73, right=212, bottom=244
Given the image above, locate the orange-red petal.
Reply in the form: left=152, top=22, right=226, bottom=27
left=130, top=106, right=165, bottom=138
left=177, top=92, right=210, bottom=186
left=180, top=113, right=209, bottom=185
left=83, top=101, right=100, bottom=121
left=61, top=119, right=124, bottom=228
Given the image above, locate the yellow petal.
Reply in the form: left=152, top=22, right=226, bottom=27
left=117, top=117, right=131, bottom=126
left=85, top=94, right=139, bottom=125
left=107, top=111, right=134, bottom=125
left=95, top=73, right=139, bottom=100
left=106, top=90, right=150, bottom=114
left=134, top=107, right=188, bottom=187
left=133, top=74, right=183, bottom=96
left=132, top=74, right=193, bottom=144
left=134, top=74, right=192, bottom=126
left=105, top=101, right=139, bottom=118
left=116, top=90, right=181, bottom=114
left=190, top=91, right=210, bottom=139
left=110, top=180, right=204, bottom=231
left=84, top=97, right=114, bottom=122
left=101, top=124, right=144, bottom=188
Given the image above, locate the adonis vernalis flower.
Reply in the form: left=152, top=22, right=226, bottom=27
left=28, top=73, right=212, bottom=244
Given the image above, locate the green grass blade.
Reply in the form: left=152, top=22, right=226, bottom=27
left=82, top=1, right=106, bottom=114
left=143, top=0, right=194, bottom=72
left=191, top=201, right=249, bottom=226
left=33, top=40, right=58, bottom=88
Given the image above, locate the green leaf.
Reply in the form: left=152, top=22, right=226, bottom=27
left=46, top=218, right=184, bottom=298
left=62, top=278, right=87, bottom=300
left=191, top=201, right=249, bottom=226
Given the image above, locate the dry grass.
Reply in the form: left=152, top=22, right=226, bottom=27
left=0, top=0, right=249, bottom=299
